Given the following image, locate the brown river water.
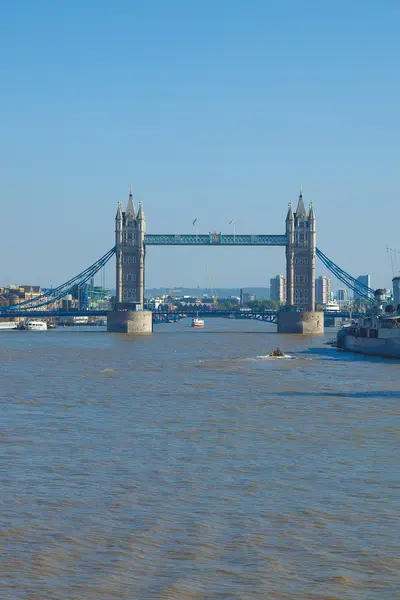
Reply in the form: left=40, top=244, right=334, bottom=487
left=1, top=319, right=399, bottom=599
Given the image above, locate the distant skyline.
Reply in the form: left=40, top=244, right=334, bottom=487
left=1, top=1, right=399, bottom=290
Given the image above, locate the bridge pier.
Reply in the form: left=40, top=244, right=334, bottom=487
left=107, top=307, right=153, bottom=333
left=277, top=311, right=324, bottom=334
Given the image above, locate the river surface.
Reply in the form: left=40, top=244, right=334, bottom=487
left=1, top=320, right=399, bottom=599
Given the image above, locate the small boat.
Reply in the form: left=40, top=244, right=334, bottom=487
left=270, top=347, right=285, bottom=357
left=26, top=320, right=47, bottom=331
left=191, top=314, right=204, bottom=328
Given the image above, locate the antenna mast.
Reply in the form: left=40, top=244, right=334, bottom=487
left=206, top=265, right=216, bottom=303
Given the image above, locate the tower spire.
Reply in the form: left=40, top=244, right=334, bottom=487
left=126, top=184, right=135, bottom=217
left=295, top=185, right=306, bottom=217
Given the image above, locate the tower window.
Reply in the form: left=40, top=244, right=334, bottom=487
left=295, top=274, right=308, bottom=283
left=294, top=257, right=309, bottom=265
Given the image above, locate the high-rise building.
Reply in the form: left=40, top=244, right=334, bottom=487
left=315, top=276, right=331, bottom=305
left=242, top=292, right=255, bottom=303
left=354, top=274, right=371, bottom=299
left=270, top=275, right=286, bottom=303
left=336, top=288, right=348, bottom=305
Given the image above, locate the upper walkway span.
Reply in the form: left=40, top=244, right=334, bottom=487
left=144, top=234, right=287, bottom=246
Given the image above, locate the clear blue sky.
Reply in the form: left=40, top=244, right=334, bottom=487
left=1, top=0, right=399, bottom=290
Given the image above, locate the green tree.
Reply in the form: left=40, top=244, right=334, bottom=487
left=246, top=299, right=280, bottom=311
left=218, top=300, right=234, bottom=310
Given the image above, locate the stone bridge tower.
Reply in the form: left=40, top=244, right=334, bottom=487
left=115, top=186, right=146, bottom=309
left=280, top=187, right=322, bottom=333
left=108, top=186, right=152, bottom=333
left=285, top=186, right=316, bottom=311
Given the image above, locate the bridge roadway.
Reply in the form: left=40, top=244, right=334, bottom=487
left=155, top=309, right=361, bottom=322
left=0, top=308, right=361, bottom=321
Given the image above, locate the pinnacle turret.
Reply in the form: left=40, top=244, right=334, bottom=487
left=308, top=200, right=315, bottom=220
left=116, top=200, right=123, bottom=220
left=286, top=200, right=294, bottom=222
left=137, top=200, right=144, bottom=220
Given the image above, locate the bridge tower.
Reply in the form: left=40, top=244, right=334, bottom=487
left=279, top=187, right=323, bottom=333
left=108, top=187, right=152, bottom=333
left=115, top=186, right=145, bottom=309
left=286, top=186, right=316, bottom=311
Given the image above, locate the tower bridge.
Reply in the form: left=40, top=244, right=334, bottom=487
left=111, top=186, right=321, bottom=332
left=0, top=186, right=375, bottom=333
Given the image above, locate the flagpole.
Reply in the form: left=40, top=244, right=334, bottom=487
left=230, top=219, right=236, bottom=241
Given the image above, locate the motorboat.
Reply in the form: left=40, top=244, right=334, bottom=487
left=191, top=315, right=204, bottom=328
left=26, top=320, right=47, bottom=331
left=270, top=347, right=285, bottom=357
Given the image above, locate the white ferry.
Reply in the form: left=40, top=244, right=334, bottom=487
left=26, top=320, right=47, bottom=331
left=324, top=301, right=341, bottom=312
left=191, top=316, right=204, bottom=328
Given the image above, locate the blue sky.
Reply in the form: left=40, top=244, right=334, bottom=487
left=1, top=0, right=399, bottom=290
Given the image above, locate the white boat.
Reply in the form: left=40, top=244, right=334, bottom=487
left=0, top=321, right=18, bottom=330
left=324, top=301, right=341, bottom=312
left=26, top=320, right=47, bottom=331
left=191, top=315, right=204, bottom=328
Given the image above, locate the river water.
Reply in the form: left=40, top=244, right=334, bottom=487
left=1, top=320, right=399, bottom=599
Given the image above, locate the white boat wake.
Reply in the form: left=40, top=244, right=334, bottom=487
left=256, top=354, right=296, bottom=360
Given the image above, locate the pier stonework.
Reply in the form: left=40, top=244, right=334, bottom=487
left=279, top=187, right=324, bottom=334
left=107, top=309, right=152, bottom=333
left=277, top=311, right=324, bottom=334
left=107, top=187, right=153, bottom=333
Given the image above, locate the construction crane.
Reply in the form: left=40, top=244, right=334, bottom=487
left=386, top=246, right=400, bottom=276
left=168, top=288, right=181, bottom=297
left=205, top=265, right=217, bottom=303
